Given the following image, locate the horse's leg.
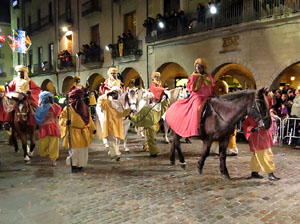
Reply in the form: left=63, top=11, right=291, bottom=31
left=123, top=120, right=130, bottom=152
left=219, top=138, right=230, bottom=180
left=176, top=136, right=186, bottom=169
left=163, top=119, right=170, bottom=144
left=28, top=127, right=36, bottom=156
left=198, top=140, right=212, bottom=174
left=20, top=135, right=30, bottom=162
left=11, top=129, right=19, bottom=152
left=170, top=133, right=181, bottom=165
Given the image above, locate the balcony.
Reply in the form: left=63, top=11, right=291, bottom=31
left=29, top=63, right=54, bottom=75
left=145, top=0, right=300, bottom=43
left=26, top=15, right=53, bottom=34
left=79, top=49, right=104, bottom=68
left=111, top=39, right=142, bottom=62
left=57, top=56, right=76, bottom=71
left=59, top=11, right=72, bottom=27
left=82, top=0, right=101, bottom=17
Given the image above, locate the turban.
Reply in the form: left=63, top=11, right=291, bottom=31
left=74, top=76, right=81, bottom=80
left=107, top=67, right=118, bottom=76
left=194, top=58, right=208, bottom=71
left=68, top=88, right=89, bottom=124
left=38, top=91, right=52, bottom=106
left=15, top=65, right=29, bottom=74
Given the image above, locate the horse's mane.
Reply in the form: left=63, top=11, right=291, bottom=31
left=219, top=90, right=255, bottom=101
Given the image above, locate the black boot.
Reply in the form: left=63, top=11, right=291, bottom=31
left=71, top=166, right=79, bottom=173
left=251, top=172, right=264, bottom=179
left=3, top=122, right=10, bottom=131
left=268, top=173, right=280, bottom=181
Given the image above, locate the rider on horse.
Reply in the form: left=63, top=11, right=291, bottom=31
left=166, top=58, right=215, bottom=137
left=3, top=65, right=41, bottom=129
left=100, top=67, right=125, bottom=95
left=149, top=72, right=165, bottom=102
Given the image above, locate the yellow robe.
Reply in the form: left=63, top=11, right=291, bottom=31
left=99, top=96, right=130, bottom=140
left=59, top=107, right=96, bottom=149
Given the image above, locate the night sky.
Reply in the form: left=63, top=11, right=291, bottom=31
left=0, top=0, right=10, bottom=23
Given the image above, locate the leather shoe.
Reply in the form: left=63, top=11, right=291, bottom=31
left=3, top=122, right=10, bottom=131
left=268, top=173, right=280, bottom=181
left=251, top=172, right=264, bottom=179
left=71, top=166, right=79, bottom=173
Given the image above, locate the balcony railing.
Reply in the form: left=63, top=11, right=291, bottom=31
left=26, top=15, right=53, bottom=34
left=111, top=39, right=143, bottom=59
left=29, top=63, right=54, bottom=75
left=82, top=0, right=102, bottom=17
left=57, top=56, right=76, bottom=70
left=58, top=11, right=72, bottom=26
left=80, top=48, right=104, bottom=67
left=145, top=0, right=300, bottom=43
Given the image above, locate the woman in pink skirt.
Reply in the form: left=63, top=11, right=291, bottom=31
left=166, top=58, right=215, bottom=137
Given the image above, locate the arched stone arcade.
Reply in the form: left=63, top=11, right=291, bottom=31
left=61, top=76, right=75, bottom=94
left=121, top=68, right=144, bottom=88
left=87, top=73, right=105, bottom=92
left=212, top=63, right=256, bottom=90
left=156, top=62, right=188, bottom=88
left=270, top=62, right=300, bottom=90
left=41, top=79, right=57, bottom=94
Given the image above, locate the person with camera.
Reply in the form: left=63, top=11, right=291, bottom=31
left=34, top=91, right=62, bottom=166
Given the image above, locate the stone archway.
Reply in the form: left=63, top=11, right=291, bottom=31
left=270, top=62, right=300, bottom=90
left=121, top=68, right=144, bottom=88
left=88, top=73, right=105, bottom=92
left=41, top=79, right=57, bottom=94
left=157, top=62, right=188, bottom=89
left=62, top=76, right=75, bottom=94
left=212, top=63, right=256, bottom=90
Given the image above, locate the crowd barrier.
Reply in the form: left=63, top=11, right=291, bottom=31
left=236, top=117, right=300, bottom=147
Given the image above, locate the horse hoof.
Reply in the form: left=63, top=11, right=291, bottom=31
left=180, top=162, right=186, bottom=169
left=24, top=155, right=30, bottom=161
left=124, top=148, right=130, bottom=153
left=165, top=140, right=170, bottom=144
left=28, top=151, right=34, bottom=157
left=170, top=160, right=175, bottom=166
left=198, top=168, right=203, bottom=174
left=222, top=175, right=231, bottom=180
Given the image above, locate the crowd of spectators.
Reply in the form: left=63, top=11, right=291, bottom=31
left=143, top=0, right=295, bottom=39
left=116, top=30, right=137, bottom=57
left=82, top=42, right=103, bottom=63
left=58, top=50, right=72, bottom=67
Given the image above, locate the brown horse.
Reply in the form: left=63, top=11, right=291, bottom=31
left=170, top=88, right=271, bottom=179
left=9, top=93, right=36, bottom=162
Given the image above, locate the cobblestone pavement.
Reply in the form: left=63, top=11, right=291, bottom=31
left=0, top=129, right=300, bottom=224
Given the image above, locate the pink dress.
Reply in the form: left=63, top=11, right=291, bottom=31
left=166, top=74, right=214, bottom=137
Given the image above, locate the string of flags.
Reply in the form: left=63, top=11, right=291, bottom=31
left=0, top=29, right=31, bottom=53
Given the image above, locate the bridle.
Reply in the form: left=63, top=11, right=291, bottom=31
left=15, top=102, right=29, bottom=122
left=248, top=97, right=270, bottom=128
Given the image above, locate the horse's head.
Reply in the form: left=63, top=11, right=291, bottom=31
left=125, top=88, right=139, bottom=113
left=248, top=88, right=271, bottom=130
left=15, top=99, right=30, bottom=123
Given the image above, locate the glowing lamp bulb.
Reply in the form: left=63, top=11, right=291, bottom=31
left=210, top=5, right=217, bottom=14
left=291, top=76, right=295, bottom=81
left=158, top=21, right=165, bottom=29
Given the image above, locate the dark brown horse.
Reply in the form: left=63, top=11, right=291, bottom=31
left=9, top=93, right=36, bottom=162
left=170, top=88, right=271, bottom=179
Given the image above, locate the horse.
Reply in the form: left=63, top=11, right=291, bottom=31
left=6, top=93, right=36, bottom=162
left=170, top=88, right=271, bottom=180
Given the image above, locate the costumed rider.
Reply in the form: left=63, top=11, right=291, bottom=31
left=34, top=91, right=62, bottom=166
left=149, top=72, right=165, bottom=103
left=129, top=89, right=169, bottom=157
left=210, top=81, right=239, bottom=156
left=3, top=65, right=41, bottom=129
left=0, top=86, right=5, bottom=126
left=99, top=67, right=124, bottom=95
left=166, top=58, right=215, bottom=138
left=97, top=86, right=130, bottom=161
left=243, top=116, right=280, bottom=181
left=59, top=88, right=96, bottom=173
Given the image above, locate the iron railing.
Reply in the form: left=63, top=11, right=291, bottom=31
left=57, top=56, right=76, bottom=70
left=145, top=0, right=300, bottom=43
left=111, top=39, right=143, bottom=58
left=26, top=15, right=53, bottom=34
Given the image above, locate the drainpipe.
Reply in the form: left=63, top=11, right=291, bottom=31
left=54, top=0, right=60, bottom=93
left=77, top=0, right=81, bottom=77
